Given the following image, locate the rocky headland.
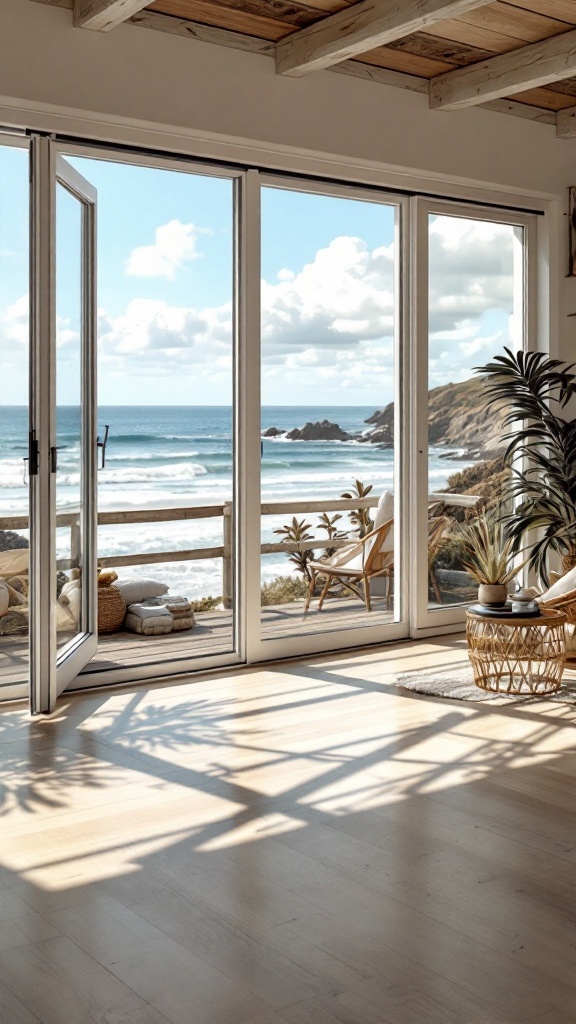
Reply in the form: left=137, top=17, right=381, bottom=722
left=363, top=376, right=507, bottom=459
left=261, top=377, right=507, bottom=459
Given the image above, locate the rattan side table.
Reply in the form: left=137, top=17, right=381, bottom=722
left=466, top=608, right=567, bottom=695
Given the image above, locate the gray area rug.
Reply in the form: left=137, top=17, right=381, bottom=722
left=395, top=665, right=576, bottom=704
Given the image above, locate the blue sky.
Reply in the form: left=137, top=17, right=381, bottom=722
left=0, top=146, right=520, bottom=407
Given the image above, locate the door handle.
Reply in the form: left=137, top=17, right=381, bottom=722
left=24, top=432, right=39, bottom=483
left=97, top=425, right=110, bottom=470
left=49, top=446, right=67, bottom=473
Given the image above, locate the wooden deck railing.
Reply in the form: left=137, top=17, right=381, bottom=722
left=0, top=491, right=480, bottom=609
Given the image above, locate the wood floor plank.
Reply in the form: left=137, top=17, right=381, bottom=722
left=122, top=887, right=340, bottom=1010
left=108, top=935, right=273, bottom=1024
left=0, top=975, right=41, bottom=1024
left=0, top=936, right=146, bottom=1024
left=43, top=895, right=169, bottom=968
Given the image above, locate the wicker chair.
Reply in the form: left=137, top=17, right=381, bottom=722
left=304, top=518, right=394, bottom=613
left=538, top=587, right=576, bottom=629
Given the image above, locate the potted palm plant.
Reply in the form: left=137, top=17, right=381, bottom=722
left=476, top=348, right=576, bottom=585
left=460, top=512, right=525, bottom=607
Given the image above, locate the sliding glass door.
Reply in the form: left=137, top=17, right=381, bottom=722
left=256, top=178, right=408, bottom=659
left=412, top=198, right=533, bottom=633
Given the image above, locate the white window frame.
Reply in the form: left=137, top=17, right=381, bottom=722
left=248, top=173, right=411, bottom=664
left=0, top=106, right=555, bottom=699
left=409, top=197, right=539, bottom=637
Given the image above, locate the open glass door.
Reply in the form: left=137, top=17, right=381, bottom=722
left=30, top=138, right=97, bottom=713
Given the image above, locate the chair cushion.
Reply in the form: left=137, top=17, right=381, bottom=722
left=373, top=491, right=394, bottom=552
left=329, top=542, right=363, bottom=569
left=539, top=565, right=576, bottom=603
left=334, top=551, right=365, bottom=572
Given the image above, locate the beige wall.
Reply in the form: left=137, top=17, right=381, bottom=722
left=1, top=0, right=576, bottom=355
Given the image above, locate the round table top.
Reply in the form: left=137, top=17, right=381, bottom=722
left=466, top=607, right=567, bottom=626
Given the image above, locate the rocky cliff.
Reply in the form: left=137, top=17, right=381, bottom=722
left=365, top=375, right=508, bottom=458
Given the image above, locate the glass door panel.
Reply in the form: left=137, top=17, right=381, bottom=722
left=414, top=199, right=528, bottom=632
left=30, top=142, right=98, bottom=714
left=259, top=181, right=406, bottom=655
left=64, top=154, right=239, bottom=682
left=0, top=140, right=30, bottom=701
left=55, top=183, right=87, bottom=651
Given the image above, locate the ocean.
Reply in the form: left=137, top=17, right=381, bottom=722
left=0, top=406, right=470, bottom=598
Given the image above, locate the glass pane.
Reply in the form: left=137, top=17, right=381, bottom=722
left=427, top=214, right=520, bottom=610
left=67, top=157, right=235, bottom=674
left=0, top=144, right=30, bottom=693
left=260, top=186, right=399, bottom=642
left=55, top=183, right=84, bottom=649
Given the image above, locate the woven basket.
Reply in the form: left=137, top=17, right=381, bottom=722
left=98, top=584, right=126, bottom=634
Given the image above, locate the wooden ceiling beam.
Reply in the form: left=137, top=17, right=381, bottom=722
left=276, top=0, right=492, bottom=78
left=430, top=26, right=576, bottom=109
left=74, top=0, right=150, bottom=31
left=557, top=104, right=576, bottom=136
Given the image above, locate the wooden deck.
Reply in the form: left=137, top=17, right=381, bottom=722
left=0, top=597, right=396, bottom=686
left=0, top=584, right=474, bottom=686
left=84, top=596, right=395, bottom=674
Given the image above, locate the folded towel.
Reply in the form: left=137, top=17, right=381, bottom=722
left=126, top=602, right=173, bottom=620
left=171, top=606, right=194, bottom=619
left=144, top=595, right=193, bottom=615
left=171, top=615, right=195, bottom=632
left=125, top=611, right=174, bottom=636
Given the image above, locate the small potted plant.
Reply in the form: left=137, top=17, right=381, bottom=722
left=460, top=512, right=526, bottom=607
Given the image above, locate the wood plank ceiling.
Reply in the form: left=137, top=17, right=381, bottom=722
left=34, top=0, right=576, bottom=135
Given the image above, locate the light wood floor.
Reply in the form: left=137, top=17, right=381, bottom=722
left=0, top=637, right=575, bottom=1023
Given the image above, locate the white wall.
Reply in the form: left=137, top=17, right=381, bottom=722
left=1, top=0, right=576, bottom=355
left=0, top=0, right=572, bottom=191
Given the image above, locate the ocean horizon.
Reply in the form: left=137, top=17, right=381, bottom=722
left=0, top=405, right=471, bottom=598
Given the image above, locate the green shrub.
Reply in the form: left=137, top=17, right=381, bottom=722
left=431, top=536, right=469, bottom=572
left=261, top=575, right=309, bottom=606
left=191, top=595, right=222, bottom=612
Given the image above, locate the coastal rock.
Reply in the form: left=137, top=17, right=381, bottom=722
left=261, top=427, right=286, bottom=437
left=0, top=530, right=29, bottom=552
left=364, top=376, right=507, bottom=458
left=285, top=420, right=354, bottom=442
left=444, top=455, right=509, bottom=514
left=359, top=424, right=393, bottom=446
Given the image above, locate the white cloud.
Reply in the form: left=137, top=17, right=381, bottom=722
left=2, top=294, right=28, bottom=345
left=262, top=236, right=396, bottom=359
left=97, top=297, right=232, bottom=382
left=126, top=220, right=211, bottom=279
left=0, top=220, right=516, bottom=403
left=428, top=217, right=516, bottom=334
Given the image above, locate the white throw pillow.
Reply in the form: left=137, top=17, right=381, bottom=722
left=539, top=564, right=576, bottom=602
left=115, top=577, right=169, bottom=605
left=372, top=491, right=394, bottom=553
